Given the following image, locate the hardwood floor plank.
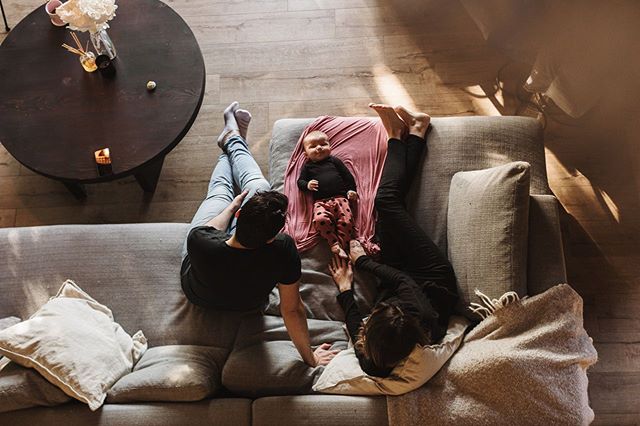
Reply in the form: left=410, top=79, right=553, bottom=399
left=0, top=145, right=21, bottom=177
left=164, top=0, right=287, bottom=17
left=588, top=372, right=640, bottom=414
left=590, top=343, right=640, bottom=373
left=188, top=10, right=335, bottom=44
left=593, top=413, right=640, bottom=425
left=287, top=0, right=378, bottom=11
left=201, top=37, right=383, bottom=74
left=0, top=209, right=16, bottom=227
left=219, top=67, right=438, bottom=104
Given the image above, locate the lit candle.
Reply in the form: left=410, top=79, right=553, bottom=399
left=94, top=148, right=111, bottom=165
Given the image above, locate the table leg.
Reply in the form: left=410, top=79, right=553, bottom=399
left=0, top=0, right=9, bottom=32
left=63, top=182, right=87, bottom=199
left=135, top=157, right=164, bottom=193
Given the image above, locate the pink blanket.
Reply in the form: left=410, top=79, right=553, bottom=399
left=284, top=116, right=388, bottom=254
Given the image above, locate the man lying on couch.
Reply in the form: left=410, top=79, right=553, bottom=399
left=180, top=102, right=339, bottom=367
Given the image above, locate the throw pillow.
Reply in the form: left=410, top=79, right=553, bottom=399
left=447, top=161, right=531, bottom=320
left=312, top=316, right=470, bottom=395
left=0, top=280, right=147, bottom=411
left=107, top=345, right=227, bottom=403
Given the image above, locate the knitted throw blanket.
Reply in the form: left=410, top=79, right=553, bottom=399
left=387, top=284, right=598, bottom=426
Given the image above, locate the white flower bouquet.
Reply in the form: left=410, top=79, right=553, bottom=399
left=56, top=0, right=118, bottom=33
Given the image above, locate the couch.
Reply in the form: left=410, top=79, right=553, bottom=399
left=0, top=116, right=568, bottom=425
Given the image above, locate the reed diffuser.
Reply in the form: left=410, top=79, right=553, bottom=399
left=62, top=32, right=97, bottom=73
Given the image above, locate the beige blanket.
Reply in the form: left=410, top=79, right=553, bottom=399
left=387, top=284, right=597, bottom=426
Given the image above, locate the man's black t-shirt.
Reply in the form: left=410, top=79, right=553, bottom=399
left=180, top=226, right=302, bottom=311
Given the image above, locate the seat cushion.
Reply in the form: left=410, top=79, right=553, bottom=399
left=222, top=314, right=348, bottom=397
left=107, top=345, right=228, bottom=403
left=447, top=162, right=531, bottom=319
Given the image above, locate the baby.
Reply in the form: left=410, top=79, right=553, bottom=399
left=297, top=131, right=357, bottom=259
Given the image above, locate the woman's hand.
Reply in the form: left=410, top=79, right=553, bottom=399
left=328, top=255, right=353, bottom=293
left=348, top=240, right=366, bottom=264
left=312, top=343, right=341, bottom=366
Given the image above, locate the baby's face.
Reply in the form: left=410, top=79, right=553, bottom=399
left=303, top=134, right=331, bottom=162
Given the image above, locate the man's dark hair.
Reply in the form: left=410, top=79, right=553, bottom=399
left=235, top=191, right=288, bottom=248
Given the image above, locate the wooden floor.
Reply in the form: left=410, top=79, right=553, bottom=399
left=1, top=1, right=638, bottom=423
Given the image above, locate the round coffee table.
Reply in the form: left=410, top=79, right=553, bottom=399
left=0, top=0, right=205, bottom=198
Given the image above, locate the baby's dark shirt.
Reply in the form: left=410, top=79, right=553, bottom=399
left=297, top=156, right=356, bottom=200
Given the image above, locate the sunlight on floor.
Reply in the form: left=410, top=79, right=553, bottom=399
left=545, top=147, right=622, bottom=225
left=465, top=85, right=501, bottom=116
left=372, top=63, right=416, bottom=109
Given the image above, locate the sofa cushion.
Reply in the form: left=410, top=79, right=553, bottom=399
left=0, top=398, right=253, bottom=426
left=222, top=314, right=348, bottom=397
left=0, top=361, right=71, bottom=414
left=107, top=345, right=227, bottom=403
left=264, top=243, right=379, bottom=322
left=447, top=162, right=531, bottom=320
left=252, top=395, right=388, bottom=426
left=313, top=316, right=469, bottom=395
left=0, top=315, right=72, bottom=413
left=0, top=280, right=147, bottom=411
left=0, top=223, right=245, bottom=349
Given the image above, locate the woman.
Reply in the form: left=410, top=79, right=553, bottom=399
left=328, top=103, right=458, bottom=377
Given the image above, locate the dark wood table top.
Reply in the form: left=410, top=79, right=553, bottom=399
left=0, top=0, right=205, bottom=183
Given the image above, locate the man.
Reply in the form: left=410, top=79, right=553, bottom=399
left=181, top=102, right=337, bottom=366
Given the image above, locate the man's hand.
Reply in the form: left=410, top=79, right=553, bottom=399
left=230, top=190, right=249, bottom=211
left=307, top=180, right=319, bottom=191
left=313, top=343, right=341, bottom=366
left=348, top=240, right=366, bottom=265
left=328, top=254, right=353, bottom=293
left=347, top=190, right=358, bottom=202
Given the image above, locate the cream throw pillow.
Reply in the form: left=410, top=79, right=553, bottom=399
left=313, top=316, right=469, bottom=395
left=0, top=280, right=147, bottom=410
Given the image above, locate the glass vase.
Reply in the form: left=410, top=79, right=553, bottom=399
left=90, top=29, right=117, bottom=60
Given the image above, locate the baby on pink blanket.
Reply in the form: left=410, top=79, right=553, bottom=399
left=284, top=116, right=388, bottom=255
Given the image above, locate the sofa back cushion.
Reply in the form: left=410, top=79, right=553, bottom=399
left=0, top=223, right=243, bottom=349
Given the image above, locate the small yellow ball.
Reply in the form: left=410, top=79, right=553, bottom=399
left=146, top=81, right=157, bottom=91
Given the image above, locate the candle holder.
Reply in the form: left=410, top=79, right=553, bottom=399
left=79, top=51, right=97, bottom=73
left=94, top=148, right=113, bottom=176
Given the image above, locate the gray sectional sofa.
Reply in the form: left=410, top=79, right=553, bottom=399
left=0, top=116, right=567, bottom=425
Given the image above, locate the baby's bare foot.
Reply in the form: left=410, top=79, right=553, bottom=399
left=394, top=105, right=430, bottom=139
left=331, top=243, right=349, bottom=260
left=369, top=103, right=406, bottom=140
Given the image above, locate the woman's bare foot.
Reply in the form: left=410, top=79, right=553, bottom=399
left=217, top=101, right=241, bottom=149
left=369, top=103, right=407, bottom=140
left=394, top=105, right=431, bottom=139
left=331, top=243, right=349, bottom=260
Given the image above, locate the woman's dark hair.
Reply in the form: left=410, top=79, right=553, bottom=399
left=235, top=191, right=288, bottom=248
left=356, top=303, right=430, bottom=370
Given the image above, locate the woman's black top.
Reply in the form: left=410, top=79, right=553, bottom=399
left=336, top=255, right=441, bottom=377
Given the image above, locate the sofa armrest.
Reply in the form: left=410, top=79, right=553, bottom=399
left=527, top=194, right=568, bottom=295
